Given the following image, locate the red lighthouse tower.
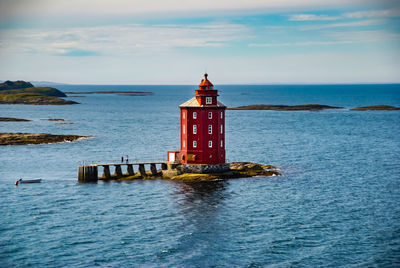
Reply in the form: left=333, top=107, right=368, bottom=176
left=177, top=73, right=226, bottom=165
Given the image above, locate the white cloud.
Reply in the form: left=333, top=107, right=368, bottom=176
left=299, top=19, right=383, bottom=30
left=288, top=14, right=340, bottom=21
left=249, top=30, right=400, bottom=47
left=0, top=23, right=250, bottom=56
left=344, top=9, right=400, bottom=18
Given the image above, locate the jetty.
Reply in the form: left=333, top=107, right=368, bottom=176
left=78, top=162, right=168, bottom=183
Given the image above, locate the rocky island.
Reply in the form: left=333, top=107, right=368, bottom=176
left=0, top=133, right=90, bottom=145
left=98, top=162, right=281, bottom=182
left=351, top=105, right=400, bottom=111
left=0, top=80, right=78, bottom=105
left=228, top=104, right=343, bottom=111
left=0, top=117, right=31, bottom=122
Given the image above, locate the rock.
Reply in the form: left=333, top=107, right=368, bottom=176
left=0, top=133, right=91, bottom=145
left=0, top=117, right=30, bottom=122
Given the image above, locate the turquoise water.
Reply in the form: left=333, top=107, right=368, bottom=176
left=1, top=84, right=400, bottom=266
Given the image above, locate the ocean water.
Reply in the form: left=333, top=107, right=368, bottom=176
left=1, top=84, right=400, bottom=267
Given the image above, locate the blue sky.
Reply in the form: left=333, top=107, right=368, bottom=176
left=0, top=0, right=399, bottom=84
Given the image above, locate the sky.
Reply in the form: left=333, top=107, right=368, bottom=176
left=0, top=0, right=399, bottom=84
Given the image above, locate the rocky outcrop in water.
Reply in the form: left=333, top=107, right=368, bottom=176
left=0, top=133, right=91, bottom=145
left=0, top=117, right=30, bottom=122
left=351, top=105, right=400, bottom=111
left=113, top=162, right=281, bottom=182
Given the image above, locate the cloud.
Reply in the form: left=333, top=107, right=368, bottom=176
left=288, top=14, right=340, bottom=21
left=299, top=19, right=383, bottom=30
left=0, top=23, right=250, bottom=56
left=344, top=9, right=400, bottom=18
left=0, top=0, right=390, bottom=21
left=249, top=30, right=400, bottom=47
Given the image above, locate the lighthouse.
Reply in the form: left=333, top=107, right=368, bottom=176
left=168, top=73, right=227, bottom=165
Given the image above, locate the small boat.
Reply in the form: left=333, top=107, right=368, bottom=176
left=15, top=179, right=41, bottom=185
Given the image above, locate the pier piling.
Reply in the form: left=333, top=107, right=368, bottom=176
left=78, top=165, right=98, bottom=183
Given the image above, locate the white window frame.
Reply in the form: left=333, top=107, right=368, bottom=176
left=221, top=125, right=223, bottom=134
left=183, top=125, right=185, bottom=134
left=208, top=112, right=212, bottom=119
left=193, top=141, right=197, bottom=148
left=206, top=97, right=212, bottom=104
left=193, top=112, right=197, bottom=119
left=208, top=125, right=212, bottom=134
left=208, top=141, right=212, bottom=148
left=221, top=112, right=223, bottom=119
left=183, top=111, right=185, bottom=119
left=183, top=140, right=185, bottom=148
left=193, top=125, right=197, bottom=134
left=221, top=140, right=223, bottom=147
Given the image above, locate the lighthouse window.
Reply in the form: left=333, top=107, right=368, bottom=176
left=183, top=124, right=185, bottom=134
left=193, top=141, right=197, bottom=148
left=208, top=125, right=212, bottom=134
left=221, top=112, right=223, bottom=119
left=208, top=141, right=212, bottom=148
left=193, top=112, right=197, bottom=119
left=221, top=125, right=223, bottom=134
left=183, top=140, right=185, bottom=148
left=193, top=125, right=197, bottom=134
left=183, top=112, right=185, bottom=119
left=208, top=112, right=212, bottom=119
left=206, top=97, right=212, bottom=104
left=221, top=140, right=223, bottom=147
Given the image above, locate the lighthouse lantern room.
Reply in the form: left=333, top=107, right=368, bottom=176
left=177, top=73, right=226, bottom=165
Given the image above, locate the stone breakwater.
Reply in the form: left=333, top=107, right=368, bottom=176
left=110, top=162, right=281, bottom=182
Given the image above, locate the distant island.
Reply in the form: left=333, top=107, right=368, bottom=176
left=228, top=104, right=343, bottom=111
left=351, top=105, right=400, bottom=111
left=0, top=80, right=78, bottom=105
left=66, top=91, right=154, bottom=96
left=0, top=133, right=90, bottom=145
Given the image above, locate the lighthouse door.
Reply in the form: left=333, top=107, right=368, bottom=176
left=168, top=152, right=175, bottom=162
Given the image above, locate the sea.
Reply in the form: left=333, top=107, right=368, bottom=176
left=1, top=84, right=400, bottom=267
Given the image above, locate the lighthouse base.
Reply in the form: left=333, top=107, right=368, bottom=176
left=180, top=163, right=230, bottom=174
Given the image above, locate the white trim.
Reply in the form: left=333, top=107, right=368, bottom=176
left=208, top=141, right=212, bottom=148
left=193, top=125, right=197, bottom=134
left=208, top=125, right=212, bottom=134
left=208, top=112, right=212, bottom=119
left=193, top=112, right=197, bottom=119
left=206, top=97, right=212, bottom=104
left=193, top=141, right=197, bottom=148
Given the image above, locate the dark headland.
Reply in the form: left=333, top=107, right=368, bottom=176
left=0, top=80, right=78, bottom=105
left=228, top=104, right=343, bottom=111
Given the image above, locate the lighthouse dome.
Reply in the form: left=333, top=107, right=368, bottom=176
left=199, top=73, right=214, bottom=88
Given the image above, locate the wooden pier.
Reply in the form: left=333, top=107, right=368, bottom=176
left=78, top=162, right=168, bottom=183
